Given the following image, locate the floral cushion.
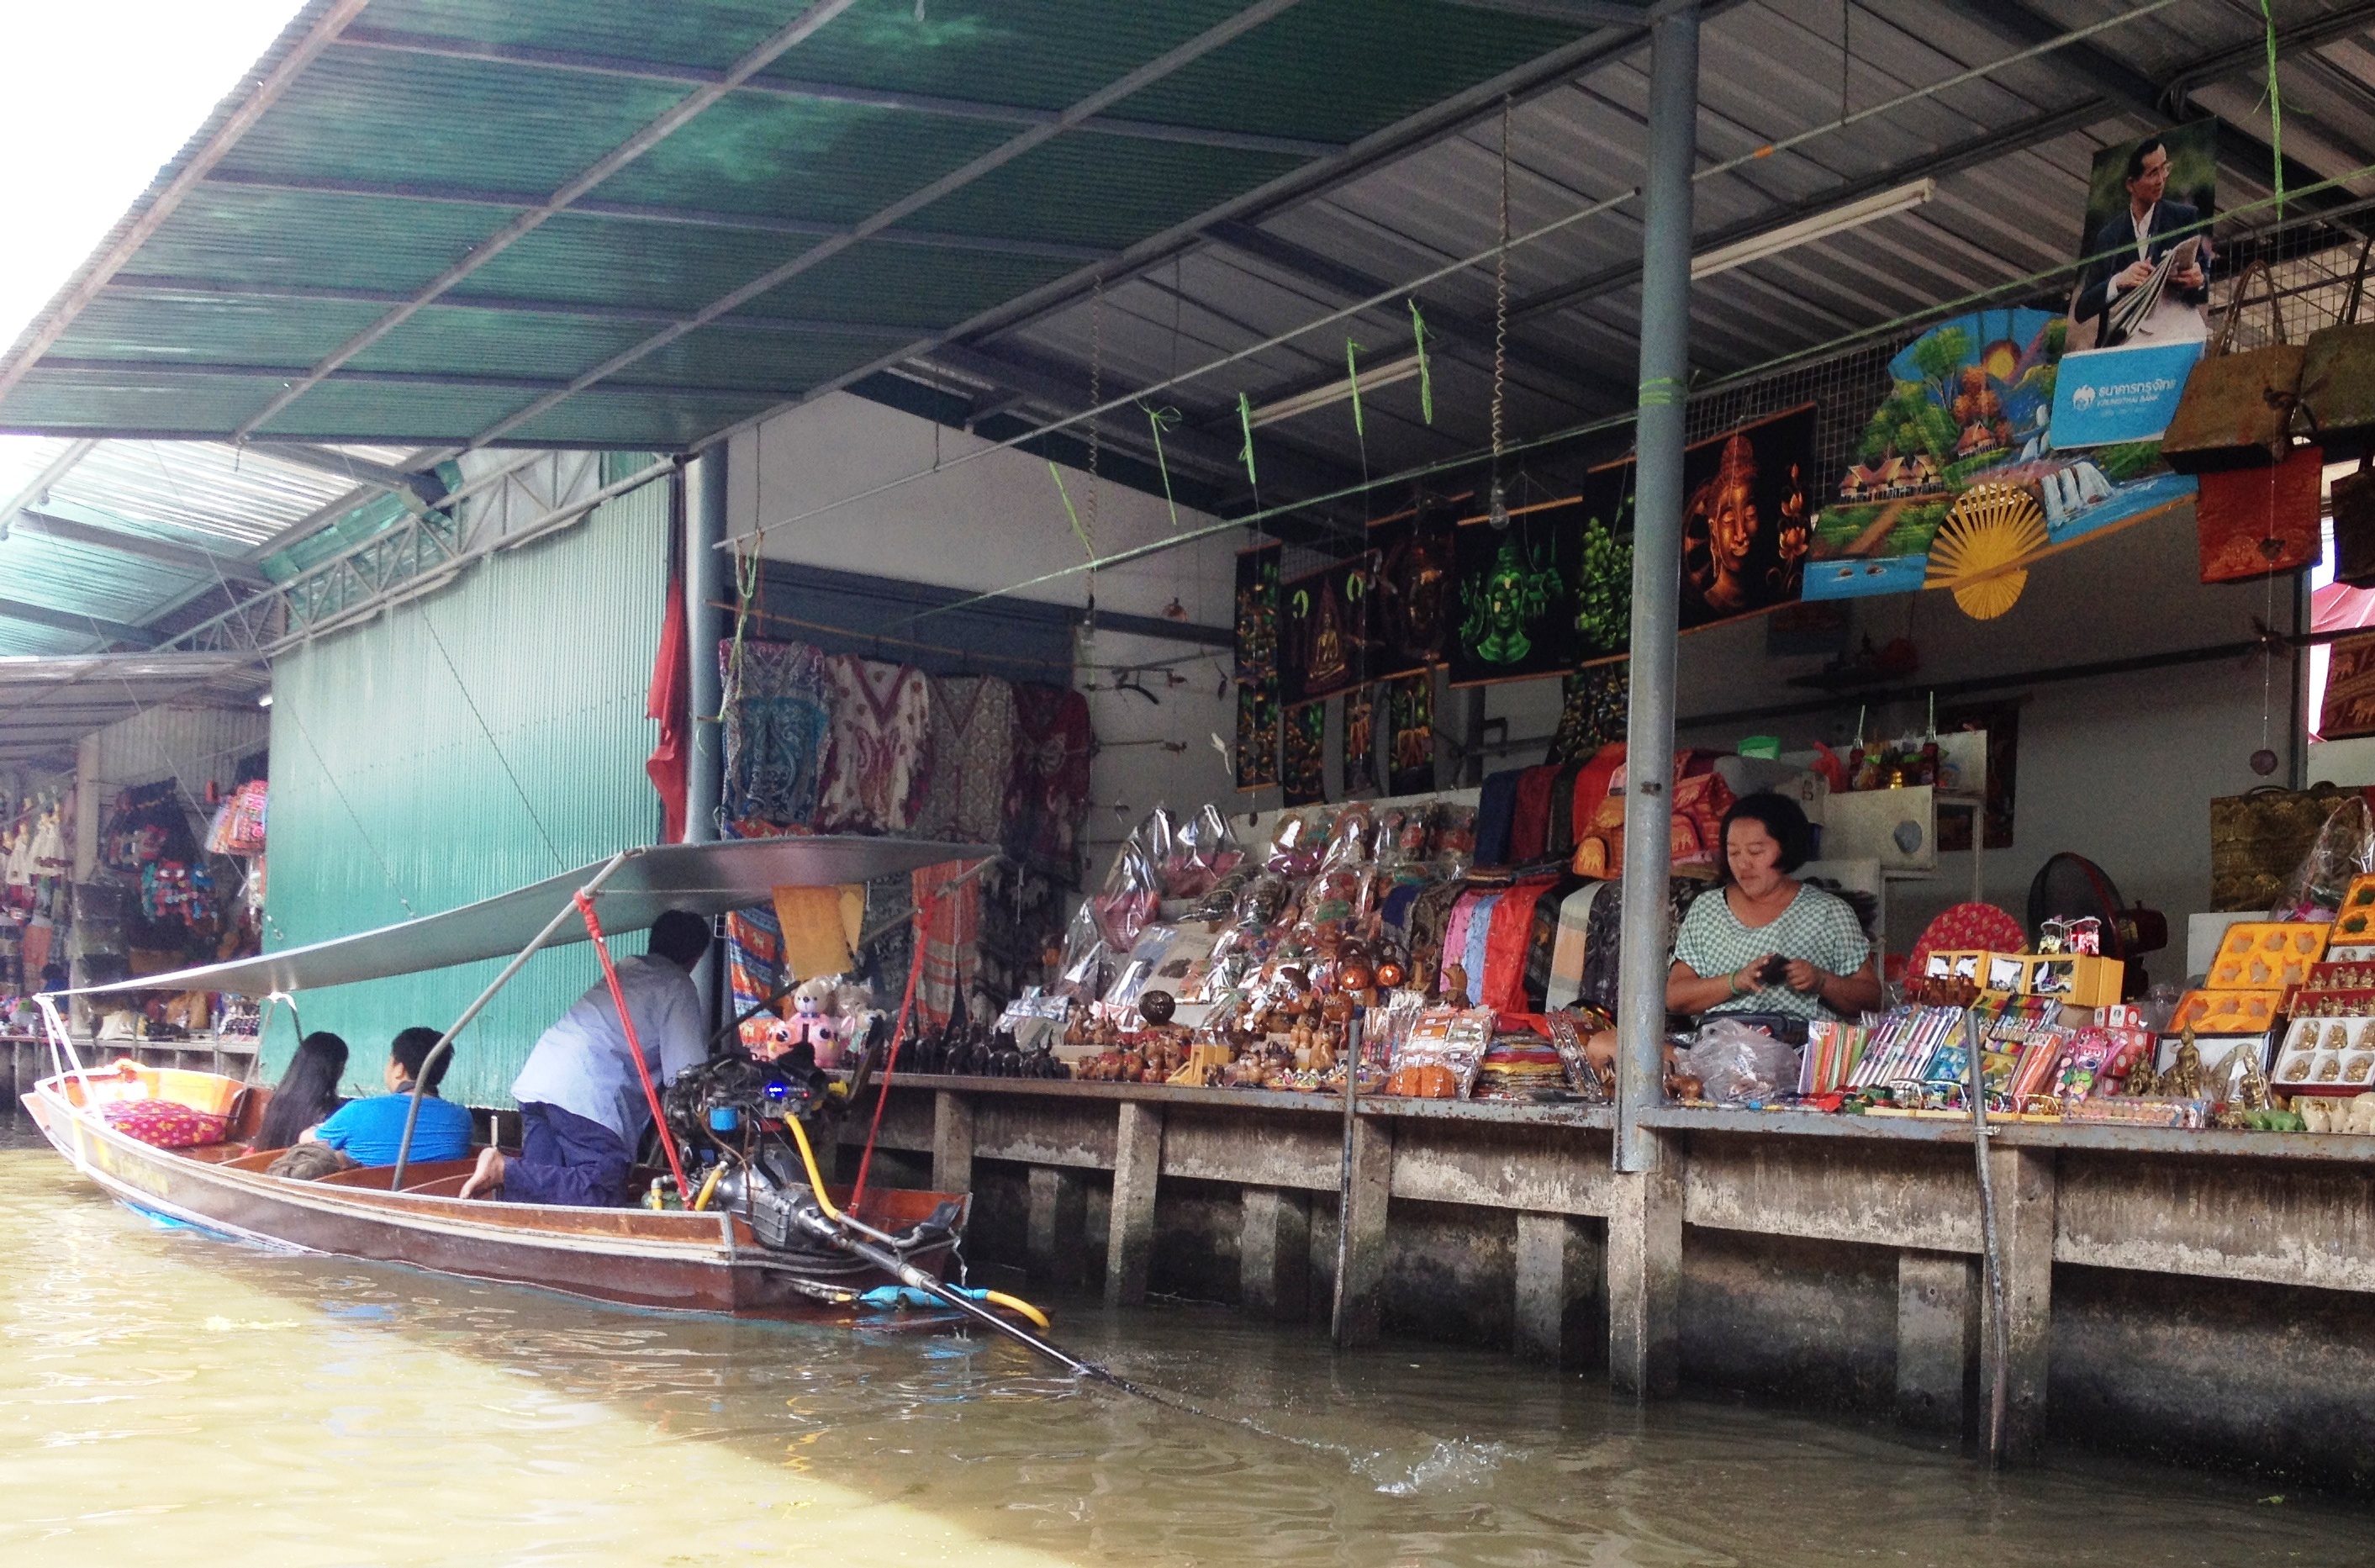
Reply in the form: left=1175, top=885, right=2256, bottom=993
left=101, top=1097, right=230, bottom=1148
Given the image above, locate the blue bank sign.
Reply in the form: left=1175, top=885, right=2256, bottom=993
left=2050, top=341, right=2203, bottom=447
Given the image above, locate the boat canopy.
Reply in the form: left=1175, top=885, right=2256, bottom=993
left=74, top=837, right=994, bottom=998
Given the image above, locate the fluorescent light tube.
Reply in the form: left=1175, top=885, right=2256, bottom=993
left=1246, top=352, right=1424, bottom=429
left=1692, top=178, right=1937, bottom=281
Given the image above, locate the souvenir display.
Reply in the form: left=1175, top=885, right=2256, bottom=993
left=1449, top=509, right=1576, bottom=685
left=1385, top=673, right=1436, bottom=796
left=1282, top=701, right=1327, bottom=805
left=1280, top=557, right=1372, bottom=704
left=1367, top=503, right=1454, bottom=677
left=1808, top=309, right=2193, bottom=606
left=1234, top=545, right=1282, bottom=790
left=1547, top=664, right=1628, bottom=768
left=1342, top=684, right=1380, bottom=797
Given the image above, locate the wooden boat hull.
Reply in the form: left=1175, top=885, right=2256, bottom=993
left=23, top=1073, right=968, bottom=1317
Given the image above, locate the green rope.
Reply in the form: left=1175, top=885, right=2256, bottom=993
left=1048, top=461, right=1092, bottom=557
left=2262, top=0, right=2285, bottom=219
left=1238, top=391, right=1258, bottom=488
left=1141, top=403, right=1182, bottom=531
left=1409, top=299, right=1433, bottom=425
left=1345, top=339, right=1365, bottom=443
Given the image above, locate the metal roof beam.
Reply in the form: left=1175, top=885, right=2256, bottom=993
left=230, top=0, right=868, bottom=441
left=108, top=275, right=923, bottom=337
left=39, top=358, right=800, bottom=402
left=0, top=597, right=159, bottom=650
left=926, top=340, right=1370, bottom=515
left=0, top=438, right=98, bottom=534
left=7, top=509, right=270, bottom=586
left=332, top=26, right=1343, bottom=160
left=466, top=0, right=1314, bottom=451
left=1202, top=218, right=1611, bottom=411
left=2159, top=2, right=2375, bottom=106
left=198, top=172, right=1116, bottom=263
left=1507, top=98, right=2104, bottom=325
left=1936, top=0, right=2367, bottom=219
left=696, top=10, right=1697, bottom=462
left=243, top=443, right=450, bottom=511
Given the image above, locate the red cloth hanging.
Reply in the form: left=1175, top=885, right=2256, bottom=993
left=1509, top=766, right=1560, bottom=864
left=645, top=579, right=689, bottom=842
left=1480, top=877, right=1560, bottom=1013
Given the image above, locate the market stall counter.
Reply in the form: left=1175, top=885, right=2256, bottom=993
left=859, top=787, right=2375, bottom=1491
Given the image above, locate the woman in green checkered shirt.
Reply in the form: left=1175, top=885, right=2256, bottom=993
left=1665, top=792, right=1882, bottom=1024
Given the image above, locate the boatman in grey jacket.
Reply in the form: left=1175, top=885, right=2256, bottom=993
left=460, top=910, right=710, bottom=1206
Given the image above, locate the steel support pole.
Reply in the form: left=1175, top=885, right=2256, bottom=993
left=685, top=448, right=729, bottom=1032
left=1613, top=3, right=1698, bottom=1176
left=686, top=450, right=727, bottom=843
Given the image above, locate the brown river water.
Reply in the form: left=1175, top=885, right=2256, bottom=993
left=2, top=1124, right=2367, bottom=1567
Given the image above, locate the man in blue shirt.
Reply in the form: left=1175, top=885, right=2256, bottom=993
left=307, top=1027, right=474, bottom=1168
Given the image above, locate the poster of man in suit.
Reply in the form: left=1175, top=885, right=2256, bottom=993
left=2069, top=120, right=2216, bottom=349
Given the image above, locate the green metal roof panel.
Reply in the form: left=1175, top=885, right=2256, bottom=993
left=583, top=98, right=1014, bottom=224
left=612, top=327, right=892, bottom=391
left=1110, top=0, right=1581, bottom=143
left=457, top=214, right=821, bottom=313
left=135, top=187, right=517, bottom=293
left=348, top=308, right=656, bottom=381
left=903, top=135, right=1306, bottom=248
left=3, top=371, right=275, bottom=439
left=494, top=388, right=786, bottom=446
left=351, top=0, right=826, bottom=75
left=744, top=243, right=1073, bottom=327
left=246, top=380, right=541, bottom=442
left=50, top=293, right=389, bottom=368
left=224, top=50, right=691, bottom=194
left=0, top=0, right=1598, bottom=449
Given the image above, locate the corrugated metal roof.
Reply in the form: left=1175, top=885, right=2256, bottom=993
left=2, top=0, right=2373, bottom=615
left=0, top=0, right=1602, bottom=457
left=0, top=433, right=437, bottom=653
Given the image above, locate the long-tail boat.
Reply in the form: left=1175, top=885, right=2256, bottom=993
left=20, top=838, right=1023, bottom=1326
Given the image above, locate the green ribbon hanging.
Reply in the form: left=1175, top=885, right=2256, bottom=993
left=1408, top=299, right=1434, bottom=425
left=1048, top=460, right=1092, bottom=557
left=1238, top=391, right=1258, bottom=488
left=2262, top=0, right=2285, bottom=219
left=1142, top=403, right=1182, bottom=531
left=1345, top=339, right=1365, bottom=444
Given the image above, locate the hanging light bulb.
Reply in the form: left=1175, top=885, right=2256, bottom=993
left=1487, top=479, right=1510, bottom=531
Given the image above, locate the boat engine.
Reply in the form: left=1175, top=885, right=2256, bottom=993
left=662, top=1052, right=820, bottom=1155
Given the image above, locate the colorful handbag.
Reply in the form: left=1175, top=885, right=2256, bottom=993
left=2195, top=441, right=2323, bottom=583
left=2333, top=451, right=2375, bottom=588
left=2298, top=236, right=2375, bottom=459
left=2161, top=261, right=2306, bottom=474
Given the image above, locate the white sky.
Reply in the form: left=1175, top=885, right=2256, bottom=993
left=0, top=1, right=303, bottom=351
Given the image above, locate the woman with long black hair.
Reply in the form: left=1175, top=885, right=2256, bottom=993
left=252, top=1031, right=351, bottom=1151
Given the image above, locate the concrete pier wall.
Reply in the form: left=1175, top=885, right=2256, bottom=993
left=825, top=1077, right=2375, bottom=1494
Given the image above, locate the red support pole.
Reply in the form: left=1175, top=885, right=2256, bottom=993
left=847, top=918, right=930, bottom=1215
left=573, top=891, right=692, bottom=1202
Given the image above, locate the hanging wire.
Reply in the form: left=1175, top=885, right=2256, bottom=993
left=418, top=606, right=567, bottom=870
left=893, top=166, right=2375, bottom=636
left=1487, top=95, right=1512, bottom=531
left=724, top=0, right=2188, bottom=552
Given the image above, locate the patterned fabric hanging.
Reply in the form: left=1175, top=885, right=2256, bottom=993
left=914, top=675, right=1017, bottom=844
left=817, top=655, right=933, bottom=834
left=913, top=858, right=987, bottom=1030
left=1548, top=663, right=1629, bottom=766
left=720, top=640, right=832, bottom=830
left=1007, top=684, right=1093, bottom=883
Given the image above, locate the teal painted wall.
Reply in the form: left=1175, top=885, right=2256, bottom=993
left=262, top=473, right=671, bottom=1106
